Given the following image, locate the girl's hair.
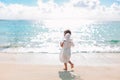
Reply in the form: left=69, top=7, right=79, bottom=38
left=64, top=30, right=71, bottom=36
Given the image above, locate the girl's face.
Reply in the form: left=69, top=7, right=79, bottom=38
left=64, top=33, right=71, bottom=40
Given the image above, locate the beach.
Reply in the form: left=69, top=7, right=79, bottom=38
left=0, top=53, right=120, bottom=80
left=0, top=0, right=120, bottom=79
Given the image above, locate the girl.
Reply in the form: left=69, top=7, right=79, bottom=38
left=60, top=30, right=74, bottom=71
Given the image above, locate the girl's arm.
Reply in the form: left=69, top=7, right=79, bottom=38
left=60, top=42, right=64, bottom=47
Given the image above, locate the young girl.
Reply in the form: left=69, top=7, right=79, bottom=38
left=60, top=30, right=74, bottom=71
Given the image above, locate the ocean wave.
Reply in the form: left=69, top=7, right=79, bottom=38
left=0, top=46, right=120, bottom=54
left=0, top=20, right=120, bottom=54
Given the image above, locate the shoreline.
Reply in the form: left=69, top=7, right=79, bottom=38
left=0, top=53, right=120, bottom=66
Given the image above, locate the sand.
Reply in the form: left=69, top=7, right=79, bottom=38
left=0, top=64, right=120, bottom=80
left=0, top=53, right=120, bottom=80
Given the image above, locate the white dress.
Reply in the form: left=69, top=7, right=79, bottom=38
left=60, top=33, right=74, bottom=63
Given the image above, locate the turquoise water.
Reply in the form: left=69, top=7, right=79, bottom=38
left=0, top=20, right=120, bottom=53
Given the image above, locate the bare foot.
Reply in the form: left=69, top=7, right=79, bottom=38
left=71, top=64, right=74, bottom=69
left=63, top=68, right=67, bottom=71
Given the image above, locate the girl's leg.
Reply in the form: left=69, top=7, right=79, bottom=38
left=64, top=63, right=67, bottom=70
left=68, top=61, right=74, bottom=68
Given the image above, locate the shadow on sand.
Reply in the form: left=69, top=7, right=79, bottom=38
left=59, top=70, right=82, bottom=80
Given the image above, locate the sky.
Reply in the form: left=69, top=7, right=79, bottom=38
left=0, top=0, right=120, bottom=20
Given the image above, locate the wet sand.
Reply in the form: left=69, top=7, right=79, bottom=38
left=0, top=53, right=120, bottom=80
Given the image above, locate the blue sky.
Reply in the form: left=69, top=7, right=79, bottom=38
left=100, top=0, right=120, bottom=6
left=0, top=0, right=119, bottom=6
left=0, top=0, right=37, bottom=6
left=0, top=0, right=68, bottom=5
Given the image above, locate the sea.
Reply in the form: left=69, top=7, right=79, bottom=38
left=0, top=19, right=120, bottom=53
